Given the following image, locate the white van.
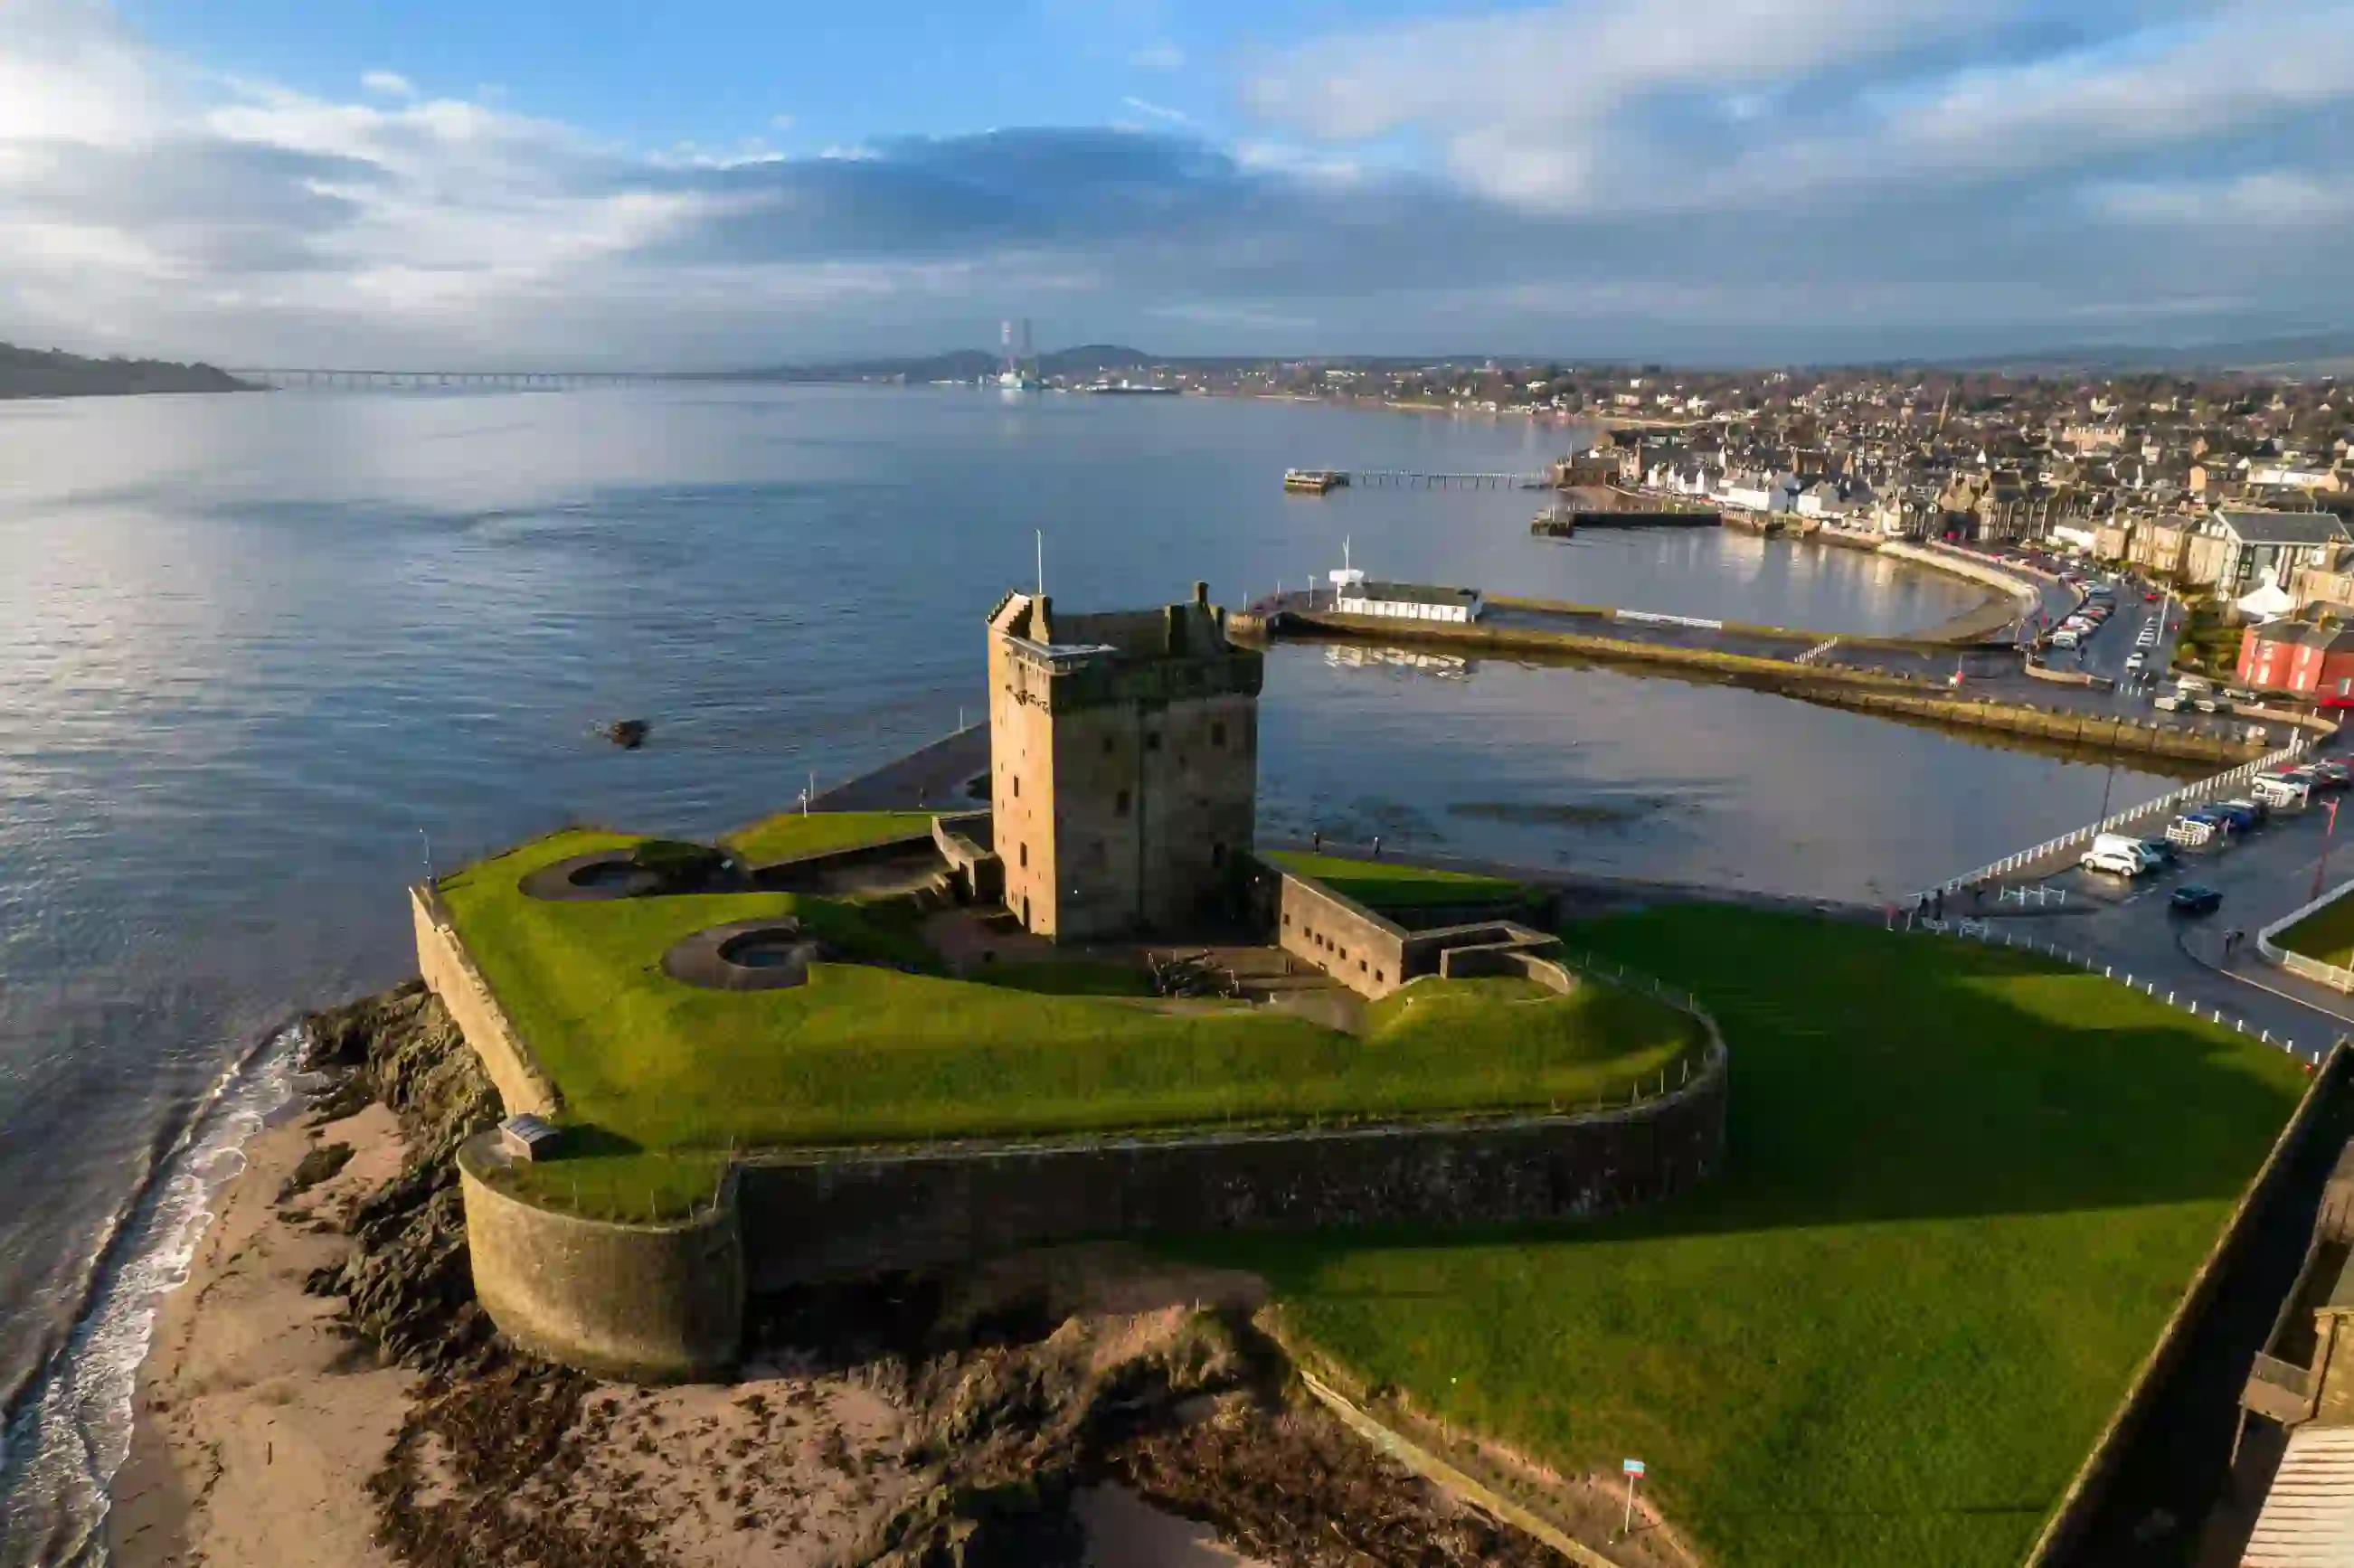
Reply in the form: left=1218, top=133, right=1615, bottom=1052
left=2084, top=834, right=2156, bottom=875
left=2082, top=845, right=2149, bottom=876
left=2051, top=630, right=2080, bottom=649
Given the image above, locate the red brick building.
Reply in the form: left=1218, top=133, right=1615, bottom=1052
left=2237, top=619, right=2354, bottom=705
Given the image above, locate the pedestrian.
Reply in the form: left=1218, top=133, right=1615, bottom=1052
left=1311, top=829, right=1322, bottom=853
left=1372, top=835, right=1383, bottom=860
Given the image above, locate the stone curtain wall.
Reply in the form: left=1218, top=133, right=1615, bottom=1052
left=458, top=1134, right=744, bottom=1382
left=733, top=1046, right=1727, bottom=1289
left=1278, top=873, right=1413, bottom=997
left=411, top=883, right=560, bottom=1117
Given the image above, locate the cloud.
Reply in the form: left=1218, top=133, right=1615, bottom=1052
left=1120, top=96, right=1193, bottom=128
left=1245, top=0, right=2354, bottom=214
left=0, top=0, right=2347, bottom=364
left=1130, top=40, right=1186, bottom=71
left=360, top=69, right=415, bottom=99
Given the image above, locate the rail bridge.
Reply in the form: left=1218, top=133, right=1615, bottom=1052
left=224, top=368, right=670, bottom=390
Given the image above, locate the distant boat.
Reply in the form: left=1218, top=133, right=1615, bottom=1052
left=1080, top=381, right=1179, bottom=396
left=996, top=369, right=1042, bottom=391
left=1284, top=468, right=1347, bottom=494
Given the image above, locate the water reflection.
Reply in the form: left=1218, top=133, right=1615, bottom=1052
left=1259, top=644, right=2177, bottom=904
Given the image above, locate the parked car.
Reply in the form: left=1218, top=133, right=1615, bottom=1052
left=2169, top=885, right=2224, bottom=916
left=2154, top=694, right=2183, bottom=711
left=2082, top=846, right=2150, bottom=876
left=2140, top=837, right=2179, bottom=866
left=2221, top=796, right=2269, bottom=825
left=2126, top=652, right=2147, bottom=672
left=2051, top=630, right=2080, bottom=649
left=2144, top=590, right=2162, bottom=601
left=2312, top=760, right=2352, bottom=789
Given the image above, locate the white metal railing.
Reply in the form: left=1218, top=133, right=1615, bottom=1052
left=1913, top=731, right=2316, bottom=902
left=2258, top=879, right=2354, bottom=994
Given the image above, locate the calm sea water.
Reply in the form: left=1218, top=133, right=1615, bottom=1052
left=0, top=385, right=2175, bottom=1562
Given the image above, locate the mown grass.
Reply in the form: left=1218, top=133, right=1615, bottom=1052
left=2277, top=884, right=2354, bottom=968
left=1265, top=849, right=1529, bottom=910
left=1186, top=904, right=2311, bottom=1568
left=723, top=808, right=939, bottom=866
left=965, top=959, right=1159, bottom=997
left=439, top=830, right=1703, bottom=1167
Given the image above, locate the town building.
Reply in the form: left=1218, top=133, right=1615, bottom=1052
left=2213, top=508, right=2351, bottom=598
left=1332, top=578, right=1485, bottom=624
left=2236, top=618, right=2354, bottom=704
left=987, top=584, right=1262, bottom=940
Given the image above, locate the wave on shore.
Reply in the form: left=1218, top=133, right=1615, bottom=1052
left=0, top=1025, right=301, bottom=1568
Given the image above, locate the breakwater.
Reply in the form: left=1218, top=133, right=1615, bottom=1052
left=1267, top=609, right=2264, bottom=766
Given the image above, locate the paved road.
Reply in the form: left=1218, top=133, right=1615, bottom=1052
left=1932, top=742, right=2354, bottom=1061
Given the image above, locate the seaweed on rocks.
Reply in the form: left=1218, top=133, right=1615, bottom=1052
left=300, top=980, right=503, bottom=1374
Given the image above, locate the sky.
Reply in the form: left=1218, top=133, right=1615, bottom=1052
left=2, top=0, right=2351, bottom=367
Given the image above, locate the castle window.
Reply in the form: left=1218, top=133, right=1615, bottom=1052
left=1116, top=789, right=1131, bottom=817
left=1146, top=732, right=1162, bottom=752
left=1211, top=721, right=1226, bottom=748
left=1013, top=776, right=1021, bottom=798
left=1019, top=844, right=1029, bottom=868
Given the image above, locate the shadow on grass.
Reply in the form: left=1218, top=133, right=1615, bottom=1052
left=1198, top=903, right=2317, bottom=1254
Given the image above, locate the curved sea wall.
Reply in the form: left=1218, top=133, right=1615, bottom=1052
left=451, top=1049, right=1727, bottom=1377
left=457, top=1133, right=743, bottom=1381
left=1880, top=540, right=2043, bottom=617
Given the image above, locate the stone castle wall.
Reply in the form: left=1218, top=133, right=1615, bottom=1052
left=733, top=1044, right=1726, bottom=1289
left=411, top=883, right=559, bottom=1118
left=457, top=1134, right=744, bottom=1382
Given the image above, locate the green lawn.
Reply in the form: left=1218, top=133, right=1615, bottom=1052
left=1187, top=905, right=2312, bottom=1568
left=723, top=808, right=939, bottom=866
left=2277, top=884, right=2354, bottom=968
left=1266, top=849, right=1529, bottom=911
left=439, top=830, right=1703, bottom=1165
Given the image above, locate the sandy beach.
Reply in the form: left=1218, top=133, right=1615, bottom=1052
left=99, top=984, right=1639, bottom=1568
left=102, top=1085, right=938, bottom=1568
left=107, top=1101, right=412, bottom=1568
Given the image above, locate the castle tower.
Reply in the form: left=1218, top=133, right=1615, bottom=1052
left=987, top=583, right=1262, bottom=940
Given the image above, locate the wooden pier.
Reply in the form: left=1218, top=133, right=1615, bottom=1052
left=1286, top=467, right=1547, bottom=492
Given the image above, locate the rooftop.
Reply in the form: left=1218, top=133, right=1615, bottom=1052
left=1339, top=581, right=1483, bottom=609
left=2216, top=507, right=2349, bottom=546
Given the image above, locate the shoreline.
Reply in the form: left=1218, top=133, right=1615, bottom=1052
left=104, top=985, right=1630, bottom=1568
left=107, top=1099, right=413, bottom=1568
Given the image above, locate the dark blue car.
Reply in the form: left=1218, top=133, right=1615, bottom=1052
left=2170, top=885, right=2223, bottom=916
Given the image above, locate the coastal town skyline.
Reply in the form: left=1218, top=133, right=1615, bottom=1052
left=5, top=0, right=2352, bottom=367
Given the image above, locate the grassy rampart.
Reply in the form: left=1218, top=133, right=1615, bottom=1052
left=435, top=830, right=1703, bottom=1212
left=1190, top=905, right=2310, bottom=1568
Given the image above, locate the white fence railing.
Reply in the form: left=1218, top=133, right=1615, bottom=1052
left=2258, top=879, right=2354, bottom=995
left=1914, top=732, right=2316, bottom=901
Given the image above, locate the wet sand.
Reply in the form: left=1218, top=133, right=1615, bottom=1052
left=108, top=1103, right=411, bottom=1568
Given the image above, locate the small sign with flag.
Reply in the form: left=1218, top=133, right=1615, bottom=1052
left=1623, top=1459, right=1646, bottom=1478
left=1618, top=1458, right=1647, bottom=1538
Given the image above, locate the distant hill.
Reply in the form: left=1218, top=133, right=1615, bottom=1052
left=0, top=344, right=256, bottom=399
left=730, top=343, right=1167, bottom=383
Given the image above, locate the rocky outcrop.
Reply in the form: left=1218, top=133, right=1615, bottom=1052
left=302, top=981, right=503, bottom=1373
